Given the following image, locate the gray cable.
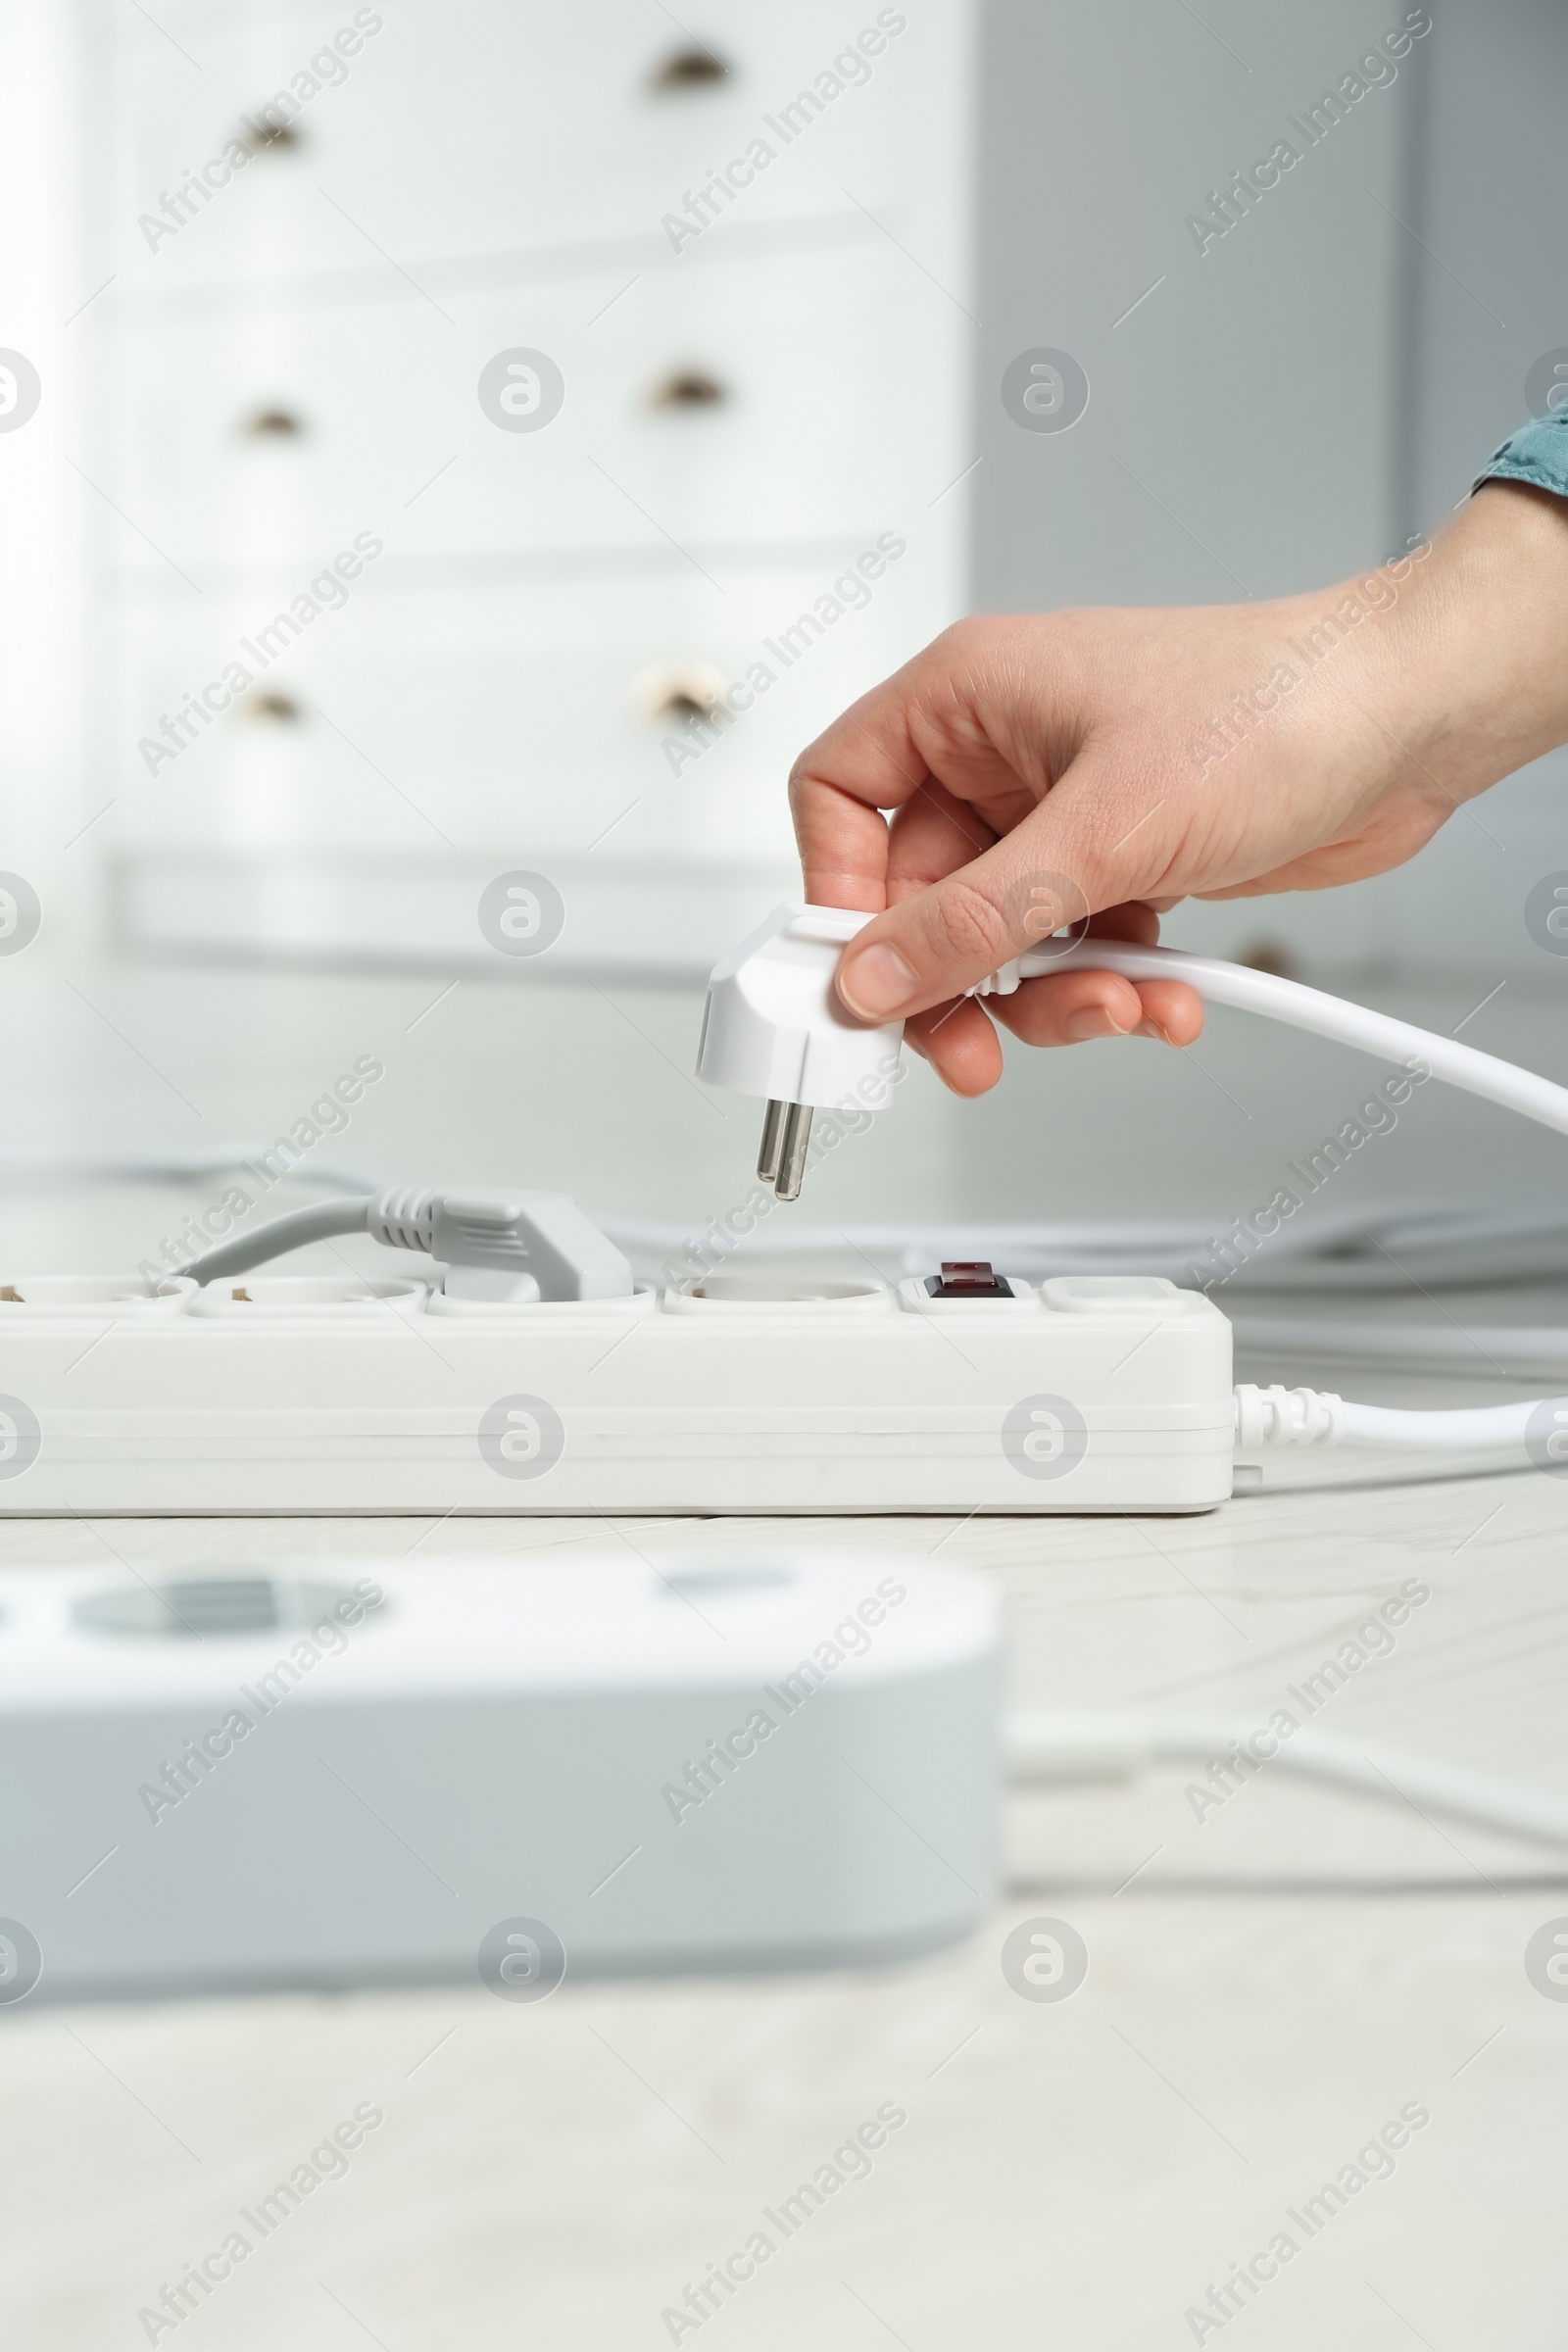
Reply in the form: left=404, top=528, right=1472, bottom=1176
left=173, top=1187, right=630, bottom=1303
left=0, top=1146, right=381, bottom=1195
left=178, top=1199, right=371, bottom=1282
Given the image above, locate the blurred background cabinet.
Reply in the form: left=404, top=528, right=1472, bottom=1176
left=91, top=0, right=974, bottom=976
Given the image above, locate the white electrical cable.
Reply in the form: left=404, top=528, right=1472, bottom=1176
left=1007, top=938, right=1568, bottom=1136
left=178, top=1197, right=374, bottom=1280
left=1006, top=949, right=1568, bottom=1450
left=1233, top=1380, right=1568, bottom=1457
left=1340, top=1397, right=1564, bottom=1448
left=1192, top=1375, right=1562, bottom=1469
left=1005, top=1711, right=1568, bottom=1850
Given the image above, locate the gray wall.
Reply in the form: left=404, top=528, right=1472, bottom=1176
left=974, top=0, right=1566, bottom=980
left=1390, top=0, right=1568, bottom=976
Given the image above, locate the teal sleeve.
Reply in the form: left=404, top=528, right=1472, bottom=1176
left=1474, top=415, right=1568, bottom=501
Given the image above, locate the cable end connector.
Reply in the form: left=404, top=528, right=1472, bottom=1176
left=1234, top=1383, right=1345, bottom=1449
left=699, top=905, right=904, bottom=1205
left=368, top=1188, right=633, bottom=1302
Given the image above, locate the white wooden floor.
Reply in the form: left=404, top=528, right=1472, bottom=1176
left=3, top=1475, right=1564, bottom=2352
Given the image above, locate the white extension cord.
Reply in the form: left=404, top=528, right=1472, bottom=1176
left=1234, top=1381, right=1568, bottom=1453
left=1002, top=936, right=1568, bottom=1135
left=1006, top=1713, right=1568, bottom=1853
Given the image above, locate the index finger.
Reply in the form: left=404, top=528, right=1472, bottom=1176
left=788, top=683, right=931, bottom=915
left=788, top=633, right=1049, bottom=912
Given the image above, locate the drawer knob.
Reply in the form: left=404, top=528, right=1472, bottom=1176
left=242, top=689, right=301, bottom=723
left=236, top=111, right=303, bottom=156
left=631, top=659, right=727, bottom=728
left=240, top=408, right=305, bottom=439
left=650, top=368, right=727, bottom=410
left=649, top=47, right=730, bottom=91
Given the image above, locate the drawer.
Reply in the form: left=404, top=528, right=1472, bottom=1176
left=104, top=242, right=963, bottom=571
left=106, top=554, right=956, bottom=866
left=106, top=0, right=939, bottom=297
left=108, top=844, right=802, bottom=982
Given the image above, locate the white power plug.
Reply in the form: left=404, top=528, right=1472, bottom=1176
left=697, top=904, right=898, bottom=1198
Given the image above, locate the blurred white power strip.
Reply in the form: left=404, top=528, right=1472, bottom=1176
left=0, top=1272, right=1234, bottom=1516
left=0, top=1553, right=998, bottom=2000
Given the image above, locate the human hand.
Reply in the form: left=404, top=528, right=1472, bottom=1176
left=789, top=481, right=1568, bottom=1094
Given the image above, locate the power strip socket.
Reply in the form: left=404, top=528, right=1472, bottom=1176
left=0, top=1270, right=1233, bottom=1516
left=0, top=1551, right=998, bottom=1997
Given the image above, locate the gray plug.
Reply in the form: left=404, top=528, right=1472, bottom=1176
left=369, top=1189, right=633, bottom=1303
left=175, top=1185, right=634, bottom=1299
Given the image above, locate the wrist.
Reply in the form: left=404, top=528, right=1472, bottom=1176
left=1388, top=481, right=1568, bottom=797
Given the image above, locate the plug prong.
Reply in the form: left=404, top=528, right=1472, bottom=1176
left=775, top=1102, right=813, bottom=1200
left=757, top=1098, right=787, bottom=1183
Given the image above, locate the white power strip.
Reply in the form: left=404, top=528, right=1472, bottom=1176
left=0, top=1552, right=998, bottom=1997
left=0, top=1271, right=1234, bottom=1516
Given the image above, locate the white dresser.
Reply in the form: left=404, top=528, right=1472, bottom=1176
left=94, top=1, right=976, bottom=977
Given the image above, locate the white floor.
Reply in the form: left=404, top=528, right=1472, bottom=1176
left=3, top=1484, right=1565, bottom=2351
left=1, top=957, right=1566, bottom=2348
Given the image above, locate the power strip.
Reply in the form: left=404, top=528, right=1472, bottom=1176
left=0, top=1552, right=998, bottom=1997
left=0, top=1270, right=1234, bottom=1515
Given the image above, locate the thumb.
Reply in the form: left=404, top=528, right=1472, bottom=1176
left=834, top=830, right=1118, bottom=1023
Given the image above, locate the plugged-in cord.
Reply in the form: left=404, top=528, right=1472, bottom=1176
left=1006, top=1712, right=1568, bottom=1850
left=174, top=1186, right=632, bottom=1302
left=176, top=1197, right=380, bottom=1283
left=1234, top=1381, right=1568, bottom=1456
left=178, top=1189, right=441, bottom=1283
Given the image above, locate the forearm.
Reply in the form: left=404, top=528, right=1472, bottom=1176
left=1380, top=479, right=1568, bottom=803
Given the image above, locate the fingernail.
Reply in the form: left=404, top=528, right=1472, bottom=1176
left=1065, top=1004, right=1132, bottom=1042
left=1135, top=1018, right=1171, bottom=1044
left=838, top=943, right=919, bottom=1019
